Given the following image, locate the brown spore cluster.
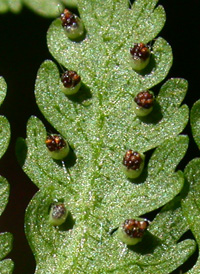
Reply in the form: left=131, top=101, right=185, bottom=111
left=61, top=70, right=81, bottom=88
left=45, top=135, right=66, bottom=152
left=123, top=150, right=143, bottom=170
left=60, top=9, right=78, bottom=28
left=130, top=43, right=150, bottom=61
left=123, top=219, right=149, bottom=238
left=51, top=203, right=67, bottom=220
left=134, top=91, right=154, bottom=109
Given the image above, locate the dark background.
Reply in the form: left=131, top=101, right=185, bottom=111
left=0, top=1, right=199, bottom=273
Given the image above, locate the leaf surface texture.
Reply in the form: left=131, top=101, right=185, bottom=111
left=17, top=0, right=194, bottom=273
left=0, top=77, right=13, bottom=273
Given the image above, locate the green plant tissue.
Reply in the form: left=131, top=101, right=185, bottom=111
left=16, top=0, right=196, bottom=273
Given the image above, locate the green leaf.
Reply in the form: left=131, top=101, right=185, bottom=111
left=24, top=172, right=195, bottom=273
left=0, top=177, right=9, bottom=216
left=0, top=77, right=10, bottom=215
left=181, top=100, right=200, bottom=272
left=0, top=259, right=13, bottom=274
left=191, top=99, right=200, bottom=150
left=23, top=116, right=189, bottom=214
left=181, top=100, right=200, bottom=273
left=18, top=0, right=191, bottom=272
left=182, top=159, right=200, bottom=273
left=0, top=0, right=21, bottom=13
left=0, top=78, right=13, bottom=273
left=0, top=0, right=77, bottom=16
left=0, top=221, right=13, bottom=273
left=0, top=77, right=10, bottom=158
left=47, top=9, right=169, bottom=92
left=23, top=0, right=77, bottom=17
left=35, top=60, right=188, bottom=152
left=19, top=116, right=190, bottom=273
